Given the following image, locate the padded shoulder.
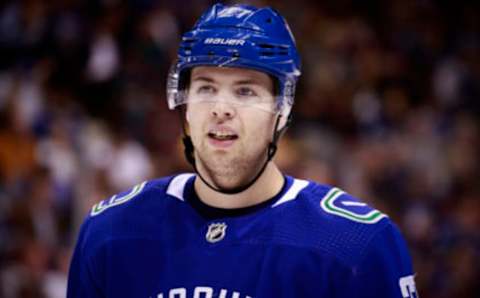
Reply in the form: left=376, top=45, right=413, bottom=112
left=273, top=182, right=392, bottom=266
left=78, top=176, right=176, bottom=253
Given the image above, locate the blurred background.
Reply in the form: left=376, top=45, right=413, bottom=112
left=0, top=0, right=478, bottom=297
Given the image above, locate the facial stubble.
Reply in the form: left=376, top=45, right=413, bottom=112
left=195, top=134, right=271, bottom=191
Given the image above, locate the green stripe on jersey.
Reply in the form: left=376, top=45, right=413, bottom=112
left=91, top=181, right=147, bottom=216
left=320, top=187, right=386, bottom=224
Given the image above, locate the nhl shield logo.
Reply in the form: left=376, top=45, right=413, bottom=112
left=206, top=222, right=227, bottom=243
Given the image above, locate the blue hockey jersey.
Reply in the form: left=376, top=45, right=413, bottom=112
left=67, top=174, right=418, bottom=298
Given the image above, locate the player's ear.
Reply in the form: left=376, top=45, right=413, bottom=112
left=186, top=107, right=191, bottom=123
left=272, top=78, right=292, bottom=131
left=277, top=107, right=292, bottom=131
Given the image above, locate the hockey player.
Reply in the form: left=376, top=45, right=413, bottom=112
left=67, top=3, right=418, bottom=298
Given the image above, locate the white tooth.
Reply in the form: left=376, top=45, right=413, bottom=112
left=210, top=130, right=235, bottom=138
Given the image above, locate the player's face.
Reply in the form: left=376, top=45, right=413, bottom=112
left=186, top=66, right=277, bottom=190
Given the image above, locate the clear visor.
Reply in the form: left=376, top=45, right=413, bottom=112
left=167, top=58, right=292, bottom=115
left=175, top=91, right=281, bottom=114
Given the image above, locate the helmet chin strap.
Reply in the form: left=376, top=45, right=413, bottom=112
left=179, top=108, right=291, bottom=195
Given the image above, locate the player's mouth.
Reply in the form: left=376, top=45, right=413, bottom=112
left=207, top=129, right=238, bottom=148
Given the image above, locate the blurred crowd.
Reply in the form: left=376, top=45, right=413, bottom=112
left=0, top=0, right=478, bottom=297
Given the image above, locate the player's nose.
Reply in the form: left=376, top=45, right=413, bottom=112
left=210, top=95, right=236, bottom=120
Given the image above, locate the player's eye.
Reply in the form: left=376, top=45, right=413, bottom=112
left=236, top=87, right=257, bottom=98
left=196, top=85, right=216, bottom=94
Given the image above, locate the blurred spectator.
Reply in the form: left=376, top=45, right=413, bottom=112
left=106, top=127, right=154, bottom=192
left=0, top=100, right=36, bottom=189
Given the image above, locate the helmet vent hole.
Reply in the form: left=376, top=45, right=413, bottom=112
left=266, top=18, right=272, bottom=23
left=182, top=38, right=197, bottom=43
left=259, top=43, right=274, bottom=49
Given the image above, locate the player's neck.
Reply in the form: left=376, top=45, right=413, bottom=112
left=194, top=162, right=284, bottom=209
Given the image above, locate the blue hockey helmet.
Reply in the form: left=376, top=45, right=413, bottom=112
left=167, top=3, right=301, bottom=116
